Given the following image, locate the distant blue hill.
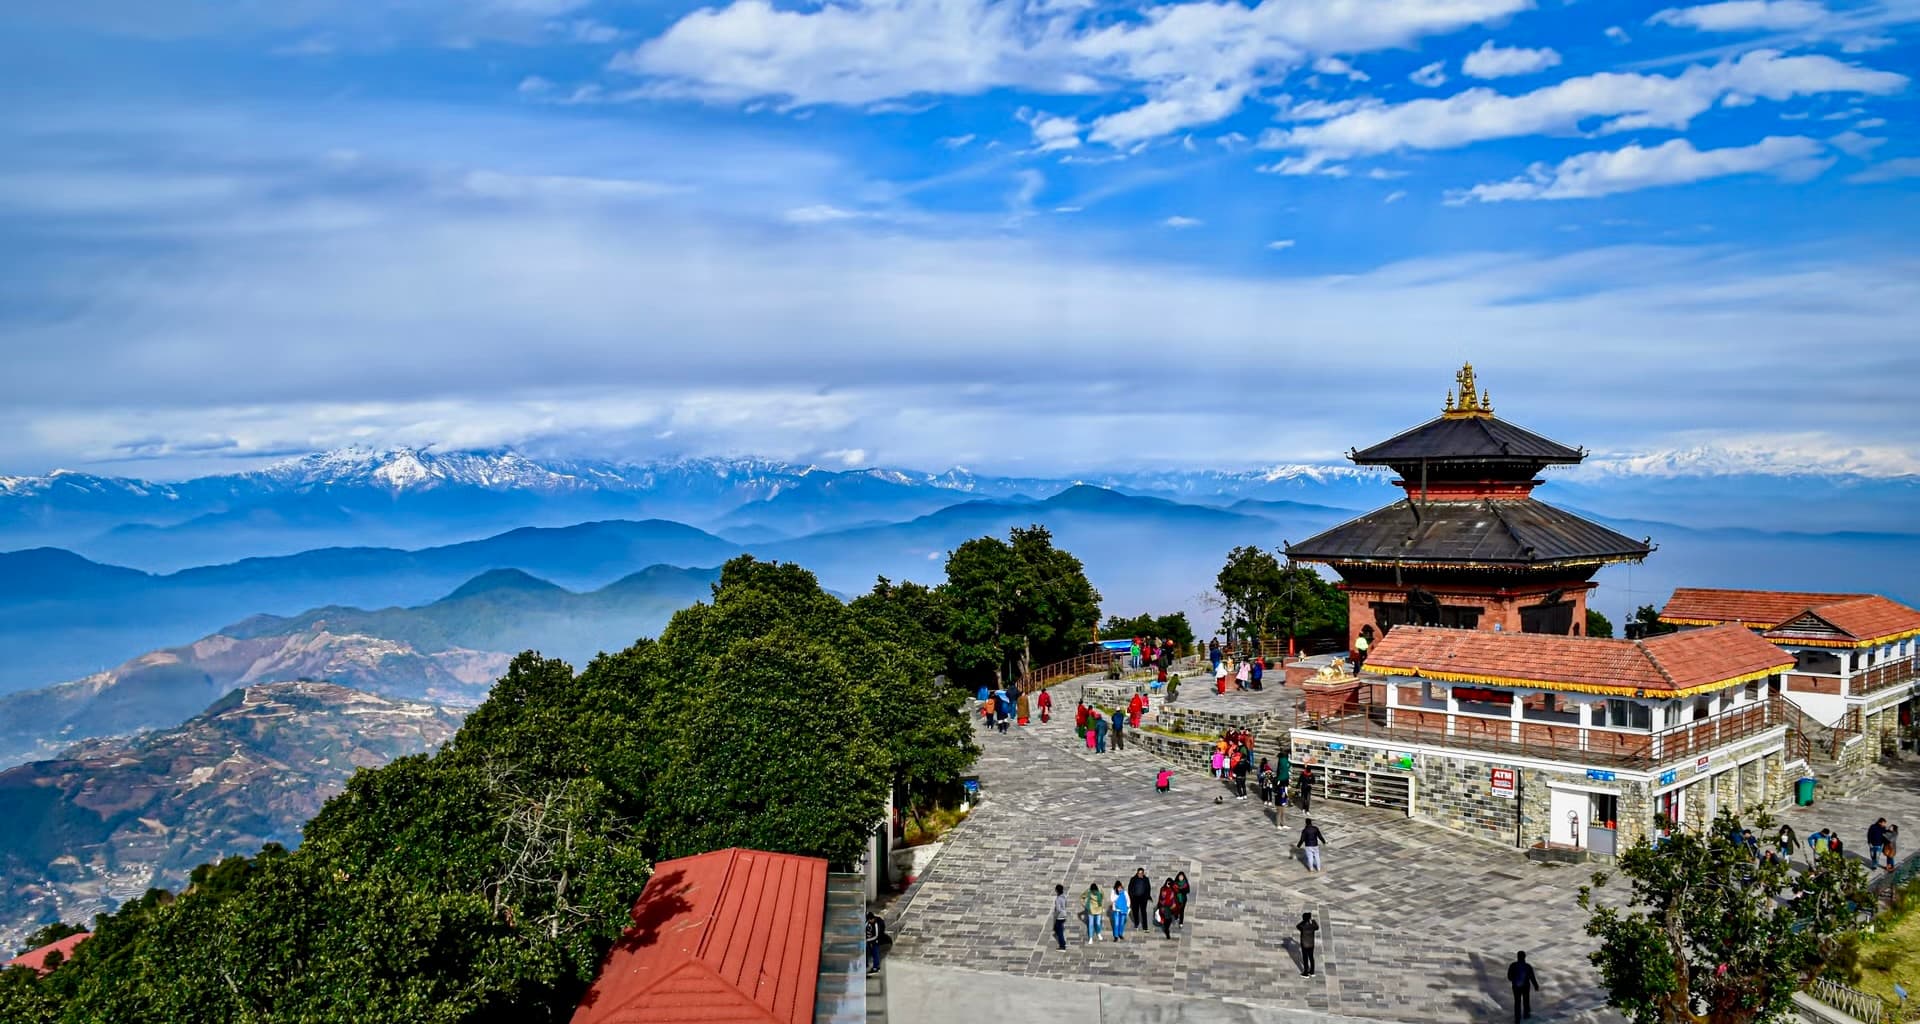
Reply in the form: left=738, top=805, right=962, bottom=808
left=0, top=520, right=739, bottom=692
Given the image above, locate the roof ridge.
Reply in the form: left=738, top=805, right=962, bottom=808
left=1484, top=500, right=1533, bottom=560
left=1635, top=638, right=1680, bottom=690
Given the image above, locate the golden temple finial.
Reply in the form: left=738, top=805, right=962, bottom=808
left=1443, top=363, right=1494, bottom=418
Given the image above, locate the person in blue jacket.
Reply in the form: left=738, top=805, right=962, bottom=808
left=1110, top=708, right=1126, bottom=751
left=1109, top=881, right=1129, bottom=941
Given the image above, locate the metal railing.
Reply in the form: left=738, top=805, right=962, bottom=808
left=1295, top=695, right=1786, bottom=770
left=1807, top=976, right=1888, bottom=1024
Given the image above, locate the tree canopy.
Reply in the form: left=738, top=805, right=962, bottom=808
left=1578, top=810, right=1873, bottom=1024
left=940, top=526, right=1100, bottom=686
left=1587, top=608, right=1615, bottom=639
left=1215, top=547, right=1346, bottom=643
left=0, top=554, right=974, bottom=1024
left=1101, top=612, right=1195, bottom=649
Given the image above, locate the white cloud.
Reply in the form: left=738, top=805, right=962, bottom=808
left=1266, top=49, right=1907, bottom=160
left=1854, top=117, right=1886, bottom=128
left=459, top=170, right=682, bottom=202
left=1604, top=25, right=1633, bottom=43
left=557, top=18, right=619, bottom=43
left=940, top=133, right=977, bottom=148
left=1266, top=238, right=1296, bottom=250
left=517, top=75, right=554, bottom=94
left=785, top=204, right=863, bottom=223
left=823, top=447, right=869, bottom=466
left=1840, top=34, right=1895, bottom=52
left=1827, top=130, right=1884, bottom=157
left=616, top=0, right=1532, bottom=145
left=1257, top=154, right=1349, bottom=177
left=1313, top=56, right=1370, bottom=81
left=1367, top=167, right=1407, bottom=179
left=1648, top=0, right=1829, bottom=32
left=1384, top=189, right=1408, bottom=202
left=1162, top=215, right=1203, bottom=228
left=1023, top=110, right=1083, bottom=151
left=1449, top=135, right=1830, bottom=202
left=1460, top=40, right=1562, bottom=78
left=1010, top=169, right=1046, bottom=217
left=1848, top=157, right=1920, bottom=183
left=1410, top=61, right=1448, bottom=87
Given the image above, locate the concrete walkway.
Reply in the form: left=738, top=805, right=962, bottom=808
left=889, top=702, right=1920, bottom=1023
left=888, top=959, right=1407, bottom=1024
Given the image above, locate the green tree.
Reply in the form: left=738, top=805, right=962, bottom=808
left=14, top=922, right=86, bottom=957
left=1631, top=604, right=1678, bottom=637
left=1102, top=612, right=1195, bottom=649
left=1587, top=608, right=1615, bottom=639
left=1266, top=564, right=1347, bottom=643
left=1577, top=810, right=1873, bottom=1024
left=940, top=527, right=1100, bottom=686
left=1216, top=546, right=1284, bottom=644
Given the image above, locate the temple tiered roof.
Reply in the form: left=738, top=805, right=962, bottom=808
left=1286, top=497, right=1651, bottom=570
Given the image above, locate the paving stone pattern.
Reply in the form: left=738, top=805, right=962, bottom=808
left=890, top=684, right=1920, bottom=1024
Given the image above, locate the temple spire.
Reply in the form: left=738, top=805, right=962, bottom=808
left=1443, top=362, right=1494, bottom=419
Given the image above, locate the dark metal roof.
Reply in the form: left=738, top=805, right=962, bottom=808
left=1351, top=415, right=1584, bottom=466
left=1286, top=497, right=1651, bottom=568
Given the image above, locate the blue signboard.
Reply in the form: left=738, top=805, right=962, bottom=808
left=1587, top=769, right=1616, bottom=782
left=1329, top=742, right=1345, bottom=751
left=1658, top=770, right=1676, bottom=786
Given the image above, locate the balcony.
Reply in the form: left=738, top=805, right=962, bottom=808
left=1294, top=698, right=1783, bottom=770
left=1849, top=657, right=1920, bottom=697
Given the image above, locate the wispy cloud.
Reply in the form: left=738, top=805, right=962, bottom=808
left=1449, top=136, right=1830, bottom=202
left=1162, top=215, right=1203, bottom=228
left=1266, top=238, right=1296, bottom=250
left=1460, top=40, right=1562, bottom=78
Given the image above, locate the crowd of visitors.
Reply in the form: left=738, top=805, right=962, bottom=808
left=1052, top=869, right=1191, bottom=947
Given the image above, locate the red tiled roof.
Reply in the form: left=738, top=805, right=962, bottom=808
left=1365, top=624, right=1792, bottom=697
left=4, top=932, right=89, bottom=975
left=572, top=848, right=828, bottom=1024
left=1764, top=595, right=1920, bottom=647
left=1659, top=587, right=1869, bottom=629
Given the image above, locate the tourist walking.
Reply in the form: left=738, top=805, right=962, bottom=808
left=1094, top=712, right=1110, bottom=753
left=1083, top=883, right=1106, bottom=943
left=1211, top=747, right=1226, bottom=779
left=1111, top=708, right=1126, bottom=751
left=865, top=912, right=883, bottom=974
left=1296, top=819, right=1325, bottom=872
left=1776, top=823, right=1796, bottom=863
left=1173, top=872, right=1191, bottom=926
left=1156, top=879, right=1177, bottom=938
left=1250, top=657, right=1264, bottom=691
left=1236, top=660, right=1252, bottom=691
left=1296, top=912, right=1319, bottom=977
left=1274, top=771, right=1290, bottom=829
left=1258, top=758, right=1274, bottom=805
left=1298, top=766, right=1315, bottom=813
left=1127, top=870, right=1152, bottom=931
left=1231, top=750, right=1251, bottom=800
left=1052, top=885, right=1068, bottom=950
left=1209, top=637, right=1222, bottom=673
left=1110, top=881, right=1129, bottom=941
left=1869, top=818, right=1893, bottom=870
left=1508, top=951, right=1541, bottom=1022
left=1037, top=687, right=1053, bottom=724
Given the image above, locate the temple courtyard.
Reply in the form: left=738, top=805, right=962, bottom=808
left=882, top=683, right=1920, bottom=1024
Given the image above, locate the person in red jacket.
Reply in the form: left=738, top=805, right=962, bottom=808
left=1036, top=688, right=1053, bottom=723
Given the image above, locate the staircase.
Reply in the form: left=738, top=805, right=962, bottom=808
left=1772, top=697, right=1864, bottom=797
left=813, top=874, right=869, bottom=1024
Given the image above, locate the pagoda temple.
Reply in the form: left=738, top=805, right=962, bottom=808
left=1287, top=363, right=1652, bottom=650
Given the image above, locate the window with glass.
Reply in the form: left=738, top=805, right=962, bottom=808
left=1605, top=699, right=1651, bottom=730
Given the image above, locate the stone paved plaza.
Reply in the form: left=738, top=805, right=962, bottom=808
left=885, top=684, right=1920, bottom=1023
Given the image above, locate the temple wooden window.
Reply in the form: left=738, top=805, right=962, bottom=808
left=1520, top=601, right=1575, bottom=635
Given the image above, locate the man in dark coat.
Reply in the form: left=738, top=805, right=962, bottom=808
left=1127, top=869, right=1152, bottom=932
left=1507, top=951, right=1540, bottom=1021
left=1296, top=912, right=1319, bottom=977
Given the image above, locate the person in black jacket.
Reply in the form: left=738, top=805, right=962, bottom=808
left=1127, top=869, right=1152, bottom=932
left=1507, top=951, right=1540, bottom=1021
left=1296, top=912, right=1319, bottom=977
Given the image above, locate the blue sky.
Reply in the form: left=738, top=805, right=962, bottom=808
left=2, top=0, right=1918, bottom=478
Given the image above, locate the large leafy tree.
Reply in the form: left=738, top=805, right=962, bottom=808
left=9, top=554, right=972, bottom=1023
left=1102, top=612, right=1195, bottom=649
left=1216, top=546, right=1283, bottom=643
left=1578, top=811, right=1873, bottom=1024
left=941, top=526, right=1101, bottom=686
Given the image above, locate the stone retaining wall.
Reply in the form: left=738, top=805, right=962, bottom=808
left=1153, top=705, right=1290, bottom=739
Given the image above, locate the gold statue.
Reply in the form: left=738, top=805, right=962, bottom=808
left=1443, top=362, right=1493, bottom=418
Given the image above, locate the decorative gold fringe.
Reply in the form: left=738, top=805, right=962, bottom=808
left=1368, top=663, right=1784, bottom=699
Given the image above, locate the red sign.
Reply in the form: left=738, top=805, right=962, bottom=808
left=1490, top=767, right=1517, bottom=799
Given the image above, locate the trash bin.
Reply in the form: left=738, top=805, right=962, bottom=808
left=1795, top=777, right=1816, bottom=806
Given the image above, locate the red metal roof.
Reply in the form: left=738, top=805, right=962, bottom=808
left=1365, top=624, right=1792, bottom=697
left=572, top=848, right=828, bottom=1024
left=4, top=932, right=89, bottom=975
left=1659, top=587, right=1870, bottom=629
